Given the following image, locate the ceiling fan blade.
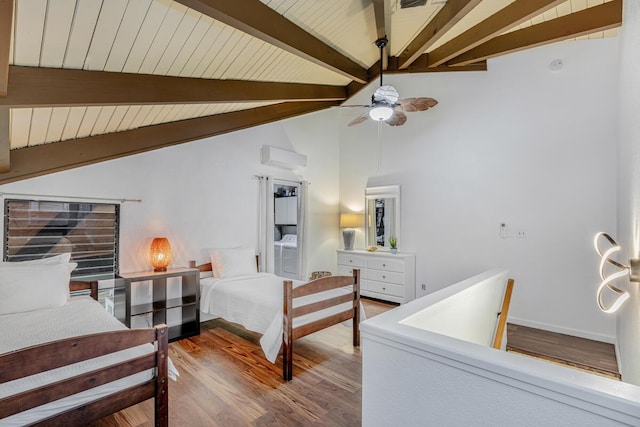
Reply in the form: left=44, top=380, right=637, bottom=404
left=348, top=112, right=370, bottom=127
left=399, top=97, right=438, bottom=112
left=386, top=110, right=407, bottom=127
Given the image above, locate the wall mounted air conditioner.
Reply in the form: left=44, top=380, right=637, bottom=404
left=261, top=145, right=307, bottom=169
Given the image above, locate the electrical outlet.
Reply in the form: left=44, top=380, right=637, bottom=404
left=517, top=230, right=526, bottom=238
left=421, top=283, right=426, bottom=291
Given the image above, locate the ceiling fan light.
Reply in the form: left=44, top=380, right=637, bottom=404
left=369, top=104, right=394, bottom=121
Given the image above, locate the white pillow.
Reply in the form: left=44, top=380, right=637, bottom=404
left=0, top=262, right=77, bottom=315
left=0, top=252, right=71, bottom=266
left=208, top=247, right=257, bottom=278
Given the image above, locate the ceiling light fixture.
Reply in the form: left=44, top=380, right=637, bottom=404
left=593, top=232, right=639, bottom=313
left=369, top=102, right=394, bottom=121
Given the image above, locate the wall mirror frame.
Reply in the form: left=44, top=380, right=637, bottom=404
left=365, top=185, right=400, bottom=249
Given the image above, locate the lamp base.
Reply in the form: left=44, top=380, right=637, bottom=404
left=343, top=229, right=355, bottom=250
left=153, top=267, right=168, bottom=272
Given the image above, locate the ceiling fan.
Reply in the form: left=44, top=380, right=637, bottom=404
left=347, top=37, right=438, bottom=127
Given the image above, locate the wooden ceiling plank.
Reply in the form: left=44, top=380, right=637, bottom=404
left=0, top=101, right=338, bottom=184
left=397, top=0, right=482, bottom=70
left=0, top=108, right=9, bottom=172
left=449, top=0, right=622, bottom=66
left=426, top=0, right=566, bottom=68
left=0, top=0, right=13, bottom=96
left=1, top=66, right=347, bottom=107
left=174, top=0, right=368, bottom=83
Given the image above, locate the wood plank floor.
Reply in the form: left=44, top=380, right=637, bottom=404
left=506, top=323, right=620, bottom=380
left=90, top=301, right=619, bottom=426
left=90, top=298, right=395, bottom=427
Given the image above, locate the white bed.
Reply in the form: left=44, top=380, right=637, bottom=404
left=200, top=272, right=356, bottom=363
left=0, top=254, right=175, bottom=425
left=198, top=247, right=361, bottom=381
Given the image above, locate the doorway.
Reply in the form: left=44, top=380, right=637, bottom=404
left=273, top=182, right=299, bottom=279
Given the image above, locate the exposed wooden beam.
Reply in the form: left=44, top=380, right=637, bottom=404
left=449, top=0, right=622, bottom=66
left=397, top=0, right=482, bottom=69
left=0, top=101, right=338, bottom=184
left=372, top=0, right=387, bottom=41
left=0, top=108, right=9, bottom=173
left=174, top=0, right=368, bottom=84
left=0, top=0, right=13, bottom=97
left=346, top=58, right=486, bottom=99
left=0, top=66, right=347, bottom=108
left=372, top=0, right=389, bottom=70
left=425, top=0, right=565, bottom=68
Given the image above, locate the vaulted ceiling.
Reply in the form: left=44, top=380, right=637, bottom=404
left=0, top=0, right=622, bottom=184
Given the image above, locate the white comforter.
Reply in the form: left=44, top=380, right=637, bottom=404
left=200, top=273, right=355, bottom=363
left=0, top=297, right=177, bottom=426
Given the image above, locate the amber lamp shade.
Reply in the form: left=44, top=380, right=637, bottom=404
left=150, top=237, right=172, bottom=272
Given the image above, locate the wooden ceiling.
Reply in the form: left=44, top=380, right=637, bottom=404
left=0, top=0, right=622, bottom=184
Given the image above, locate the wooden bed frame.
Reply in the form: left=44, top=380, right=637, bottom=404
left=197, top=263, right=361, bottom=381
left=0, top=280, right=169, bottom=426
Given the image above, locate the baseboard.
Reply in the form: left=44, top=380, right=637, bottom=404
left=509, top=317, right=615, bottom=344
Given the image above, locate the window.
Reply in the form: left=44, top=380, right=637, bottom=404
left=4, top=199, right=120, bottom=280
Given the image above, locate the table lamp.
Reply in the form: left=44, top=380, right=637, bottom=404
left=340, top=213, right=363, bottom=251
left=150, top=237, right=172, bottom=272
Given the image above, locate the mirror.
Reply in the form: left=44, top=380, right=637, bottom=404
left=365, top=185, right=400, bottom=248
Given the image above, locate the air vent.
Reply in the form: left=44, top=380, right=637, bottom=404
left=400, top=0, right=428, bottom=8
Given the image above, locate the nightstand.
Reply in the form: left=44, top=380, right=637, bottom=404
left=119, top=267, right=200, bottom=342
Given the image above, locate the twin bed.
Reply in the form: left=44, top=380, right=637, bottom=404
left=199, top=247, right=361, bottom=381
left=0, top=256, right=171, bottom=426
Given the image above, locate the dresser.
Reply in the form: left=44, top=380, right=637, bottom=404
left=337, top=250, right=415, bottom=303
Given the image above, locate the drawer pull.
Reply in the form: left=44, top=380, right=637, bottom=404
left=349, top=260, right=352, bottom=263
left=383, top=287, right=386, bottom=290
left=382, top=263, right=386, bottom=267
left=382, top=275, right=386, bottom=279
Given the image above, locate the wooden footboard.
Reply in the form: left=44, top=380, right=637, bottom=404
left=0, top=279, right=169, bottom=427
left=0, top=324, right=168, bottom=426
left=282, top=269, right=360, bottom=381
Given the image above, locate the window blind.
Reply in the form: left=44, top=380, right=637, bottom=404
left=4, top=199, right=120, bottom=279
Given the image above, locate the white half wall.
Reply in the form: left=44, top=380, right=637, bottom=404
left=339, top=38, right=619, bottom=341
left=0, top=110, right=342, bottom=278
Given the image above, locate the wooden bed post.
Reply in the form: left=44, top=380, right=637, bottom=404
left=283, top=280, right=294, bottom=381
left=155, top=324, right=169, bottom=427
left=353, top=269, right=360, bottom=347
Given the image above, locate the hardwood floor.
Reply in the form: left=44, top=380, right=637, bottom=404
left=90, top=301, right=619, bottom=426
left=90, top=298, right=396, bottom=427
left=506, top=323, right=620, bottom=380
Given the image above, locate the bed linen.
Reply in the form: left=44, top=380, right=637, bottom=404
left=0, top=297, right=177, bottom=426
left=200, top=273, right=356, bottom=363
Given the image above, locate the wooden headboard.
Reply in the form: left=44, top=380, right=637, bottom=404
left=195, top=255, right=260, bottom=273
left=69, top=280, right=98, bottom=301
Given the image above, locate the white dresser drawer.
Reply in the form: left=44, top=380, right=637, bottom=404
left=367, top=280, right=404, bottom=298
left=338, top=254, right=367, bottom=268
left=367, top=269, right=404, bottom=285
left=337, top=250, right=415, bottom=303
left=367, top=258, right=404, bottom=273
left=337, top=265, right=367, bottom=279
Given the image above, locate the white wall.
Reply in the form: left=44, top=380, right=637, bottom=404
left=616, top=0, right=640, bottom=384
left=340, top=38, right=619, bottom=341
left=0, top=110, right=342, bottom=277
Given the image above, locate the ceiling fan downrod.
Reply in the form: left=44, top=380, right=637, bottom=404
left=374, top=37, right=388, bottom=88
